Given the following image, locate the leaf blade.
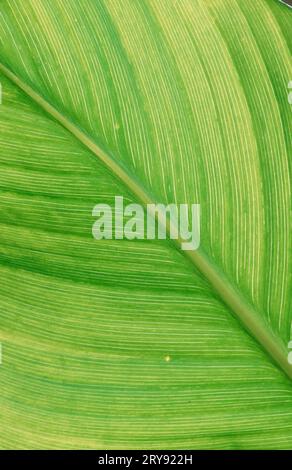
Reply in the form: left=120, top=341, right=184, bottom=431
left=0, top=0, right=291, bottom=449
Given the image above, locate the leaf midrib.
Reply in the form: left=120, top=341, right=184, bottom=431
left=1, top=61, right=291, bottom=380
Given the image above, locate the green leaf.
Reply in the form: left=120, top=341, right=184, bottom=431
left=0, top=0, right=291, bottom=449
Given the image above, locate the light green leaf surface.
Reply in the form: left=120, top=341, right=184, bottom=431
left=0, top=0, right=291, bottom=449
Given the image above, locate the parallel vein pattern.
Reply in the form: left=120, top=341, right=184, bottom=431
left=0, top=0, right=291, bottom=449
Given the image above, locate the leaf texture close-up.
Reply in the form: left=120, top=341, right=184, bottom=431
left=0, top=0, right=291, bottom=450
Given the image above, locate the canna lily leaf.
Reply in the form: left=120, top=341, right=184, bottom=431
left=0, top=0, right=291, bottom=449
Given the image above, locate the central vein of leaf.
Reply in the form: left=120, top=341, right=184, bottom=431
left=1, top=61, right=291, bottom=381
